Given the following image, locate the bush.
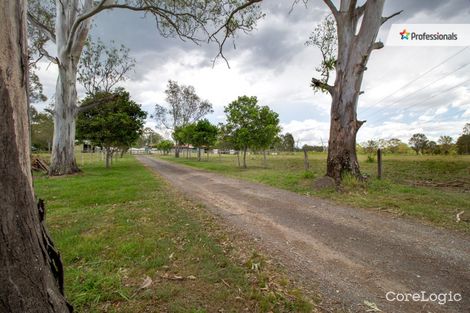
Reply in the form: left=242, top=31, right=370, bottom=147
left=366, top=155, right=375, bottom=163
left=302, top=171, right=315, bottom=179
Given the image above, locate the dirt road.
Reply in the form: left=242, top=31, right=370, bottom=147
left=137, top=156, right=470, bottom=313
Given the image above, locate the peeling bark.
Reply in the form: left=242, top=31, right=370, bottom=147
left=324, top=0, right=397, bottom=182
left=49, top=0, right=92, bottom=175
left=0, top=1, right=71, bottom=311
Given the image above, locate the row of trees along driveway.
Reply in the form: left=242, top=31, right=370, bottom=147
left=28, top=0, right=263, bottom=175
left=28, top=0, right=404, bottom=183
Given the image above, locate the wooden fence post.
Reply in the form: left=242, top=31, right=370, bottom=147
left=377, top=148, right=382, bottom=179
left=303, top=148, right=309, bottom=170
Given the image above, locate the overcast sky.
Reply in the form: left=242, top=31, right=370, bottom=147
left=35, top=0, right=470, bottom=145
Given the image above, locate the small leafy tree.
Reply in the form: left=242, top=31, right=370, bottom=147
left=173, top=123, right=196, bottom=157
left=386, top=138, right=403, bottom=154
left=278, top=133, right=295, bottom=152
left=362, top=140, right=378, bottom=156
left=138, top=127, right=163, bottom=148
left=425, top=141, right=438, bottom=155
left=437, top=136, right=453, bottom=155
left=76, top=89, right=147, bottom=167
left=157, top=140, right=174, bottom=155
left=456, top=134, right=470, bottom=155
left=409, top=133, right=428, bottom=155
left=190, top=119, right=218, bottom=160
left=223, top=96, right=280, bottom=168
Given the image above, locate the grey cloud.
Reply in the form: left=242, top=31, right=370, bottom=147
left=384, top=0, right=470, bottom=21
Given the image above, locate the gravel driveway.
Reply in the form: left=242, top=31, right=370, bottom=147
left=137, top=156, right=470, bottom=313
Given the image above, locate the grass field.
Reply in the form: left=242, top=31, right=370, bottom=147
left=157, top=152, right=470, bottom=233
left=33, top=155, right=314, bottom=313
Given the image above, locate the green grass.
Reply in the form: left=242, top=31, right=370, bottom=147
left=34, top=155, right=314, bottom=313
left=157, top=152, right=470, bottom=233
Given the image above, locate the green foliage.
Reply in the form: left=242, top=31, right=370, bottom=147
left=437, top=135, right=453, bottom=155
left=78, top=38, right=135, bottom=95
left=277, top=133, right=295, bottom=152
left=136, top=127, right=163, bottom=148
left=302, top=144, right=324, bottom=152
left=456, top=134, right=470, bottom=155
left=190, top=119, right=218, bottom=149
left=306, top=14, right=337, bottom=93
left=30, top=106, right=53, bottom=151
left=76, top=89, right=147, bottom=153
left=409, top=133, right=428, bottom=155
left=362, top=140, right=378, bottom=156
left=223, top=95, right=281, bottom=152
left=156, top=140, right=174, bottom=154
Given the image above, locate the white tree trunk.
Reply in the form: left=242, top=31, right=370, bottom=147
left=49, top=0, right=91, bottom=175
left=50, top=64, right=79, bottom=174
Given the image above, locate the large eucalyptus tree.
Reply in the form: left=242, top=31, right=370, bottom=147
left=28, top=0, right=263, bottom=175
left=311, top=0, right=401, bottom=182
left=1, top=0, right=71, bottom=311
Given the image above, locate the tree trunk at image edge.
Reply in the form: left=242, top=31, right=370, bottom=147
left=325, top=0, right=389, bottom=182
left=0, top=1, right=71, bottom=311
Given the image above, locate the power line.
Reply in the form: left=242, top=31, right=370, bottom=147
left=365, top=77, right=470, bottom=125
left=359, top=46, right=469, bottom=116
left=363, top=62, right=470, bottom=122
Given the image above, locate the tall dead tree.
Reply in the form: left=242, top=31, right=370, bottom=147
left=28, top=0, right=263, bottom=176
left=0, top=0, right=71, bottom=311
left=312, top=0, right=401, bottom=182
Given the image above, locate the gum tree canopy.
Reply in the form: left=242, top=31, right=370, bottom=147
left=309, top=0, right=401, bottom=182
left=28, top=0, right=263, bottom=175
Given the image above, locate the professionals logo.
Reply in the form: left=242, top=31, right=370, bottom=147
left=387, top=24, right=469, bottom=47
left=400, top=29, right=410, bottom=40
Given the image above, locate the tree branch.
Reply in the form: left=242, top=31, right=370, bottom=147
left=27, top=12, right=56, bottom=43
left=355, top=3, right=366, bottom=18
left=38, top=46, right=58, bottom=64
left=77, top=94, right=118, bottom=113
left=311, top=77, right=334, bottom=95
left=208, top=0, right=262, bottom=63
left=381, top=10, right=403, bottom=25
left=323, top=0, right=338, bottom=17
left=372, top=41, right=384, bottom=50
left=66, top=0, right=109, bottom=53
left=348, top=0, right=358, bottom=13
